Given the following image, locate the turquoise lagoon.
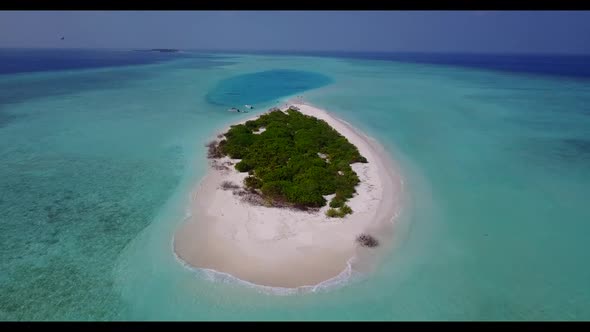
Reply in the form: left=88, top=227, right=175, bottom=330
left=1, top=51, right=590, bottom=320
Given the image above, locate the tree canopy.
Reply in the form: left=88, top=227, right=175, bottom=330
left=215, top=108, right=367, bottom=217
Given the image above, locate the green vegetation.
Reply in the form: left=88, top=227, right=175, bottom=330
left=244, top=176, right=262, bottom=189
left=326, top=204, right=353, bottom=218
left=214, top=108, right=367, bottom=216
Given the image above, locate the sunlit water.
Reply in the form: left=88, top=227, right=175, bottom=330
left=1, top=50, right=589, bottom=320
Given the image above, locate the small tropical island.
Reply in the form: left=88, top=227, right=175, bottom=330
left=150, top=48, right=180, bottom=53
left=174, top=101, right=402, bottom=289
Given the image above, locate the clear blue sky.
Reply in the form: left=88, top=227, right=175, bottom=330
left=1, top=11, right=590, bottom=54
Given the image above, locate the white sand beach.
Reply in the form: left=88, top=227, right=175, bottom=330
left=174, top=101, right=404, bottom=288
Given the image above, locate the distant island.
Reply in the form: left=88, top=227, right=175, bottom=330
left=208, top=106, right=368, bottom=217
left=174, top=101, right=402, bottom=288
left=132, top=48, right=180, bottom=53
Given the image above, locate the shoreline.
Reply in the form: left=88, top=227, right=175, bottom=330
left=173, top=101, right=404, bottom=289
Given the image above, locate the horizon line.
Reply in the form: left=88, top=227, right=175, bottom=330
left=2, top=46, right=590, bottom=56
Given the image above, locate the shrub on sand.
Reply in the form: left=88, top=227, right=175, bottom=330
left=356, top=234, right=379, bottom=248
left=326, top=208, right=340, bottom=218
left=220, top=181, right=240, bottom=190
left=206, top=140, right=224, bottom=159
left=340, top=204, right=353, bottom=215
left=325, top=204, right=353, bottom=218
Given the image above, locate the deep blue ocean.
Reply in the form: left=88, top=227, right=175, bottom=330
left=4, top=48, right=590, bottom=79
left=1, top=48, right=590, bottom=320
left=3, top=48, right=590, bottom=79
left=0, top=48, right=227, bottom=75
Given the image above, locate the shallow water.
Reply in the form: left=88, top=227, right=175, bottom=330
left=1, top=50, right=589, bottom=320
